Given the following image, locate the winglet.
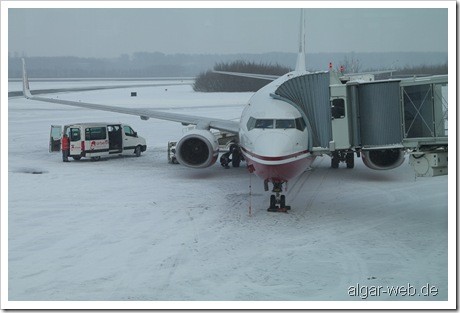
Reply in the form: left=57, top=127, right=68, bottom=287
left=294, top=9, right=307, bottom=72
left=22, top=58, right=32, bottom=98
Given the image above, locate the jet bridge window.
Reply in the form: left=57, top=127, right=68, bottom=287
left=331, top=98, right=345, bottom=119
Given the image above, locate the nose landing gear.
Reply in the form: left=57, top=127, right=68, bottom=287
left=267, top=181, right=291, bottom=213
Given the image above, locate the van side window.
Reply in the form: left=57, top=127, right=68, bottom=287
left=85, top=127, right=107, bottom=140
left=123, top=126, right=135, bottom=137
left=70, top=128, right=81, bottom=141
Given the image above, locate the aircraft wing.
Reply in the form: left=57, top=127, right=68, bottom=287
left=212, top=70, right=279, bottom=81
left=21, top=60, right=240, bottom=134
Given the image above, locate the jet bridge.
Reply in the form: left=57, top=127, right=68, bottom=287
left=271, top=72, right=448, bottom=177
left=331, top=74, right=448, bottom=176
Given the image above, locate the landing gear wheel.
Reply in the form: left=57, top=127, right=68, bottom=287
left=269, top=195, right=277, bottom=210
left=231, top=148, right=241, bottom=167
left=267, top=182, right=290, bottom=212
left=280, top=195, right=286, bottom=208
left=134, top=146, right=142, bottom=157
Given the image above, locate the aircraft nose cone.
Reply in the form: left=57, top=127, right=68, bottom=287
left=254, top=132, right=295, bottom=157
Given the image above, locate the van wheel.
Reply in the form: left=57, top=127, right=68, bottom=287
left=72, top=156, right=81, bottom=160
left=91, top=156, right=101, bottom=161
left=134, top=146, right=142, bottom=157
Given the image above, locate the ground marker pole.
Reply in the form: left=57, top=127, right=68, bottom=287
left=249, top=171, right=252, bottom=217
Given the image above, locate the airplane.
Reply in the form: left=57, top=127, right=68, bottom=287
left=21, top=10, right=406, bottom=212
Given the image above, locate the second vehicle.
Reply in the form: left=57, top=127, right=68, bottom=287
left=50, top=123, right=147, bottom=161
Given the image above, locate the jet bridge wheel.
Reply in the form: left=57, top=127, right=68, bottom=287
left=346, top=152, right=354, bottom=169
left=331, top=152, right=340, bottom=168
left=331, top=151, right=354, bottom=169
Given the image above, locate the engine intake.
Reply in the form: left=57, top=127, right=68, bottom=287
left=361, top=149, right=405, bottom=170
left=175, top=130, right=219, bottom=168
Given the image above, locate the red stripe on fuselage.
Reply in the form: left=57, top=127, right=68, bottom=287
left=241, top=147, right=315, bottom=182
left=240, top=147, right=309, bottom=162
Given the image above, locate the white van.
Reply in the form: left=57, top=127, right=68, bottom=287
left=50, top=123, right=147, bottom=161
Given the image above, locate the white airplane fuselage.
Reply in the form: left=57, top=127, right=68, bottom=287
left=238, top=72, right=315, bottom=184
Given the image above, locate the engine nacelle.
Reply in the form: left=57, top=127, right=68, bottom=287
left=361, top=149, right=405, bottom=170
left=175, top=129, right=219, bottom=168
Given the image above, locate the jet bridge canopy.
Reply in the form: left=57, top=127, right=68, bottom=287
left=272, top=72, right=332, bottom=149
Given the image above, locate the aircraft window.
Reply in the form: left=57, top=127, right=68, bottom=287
left=255, top=119, right=274, bottom=129
left=331, top=98, right=345, bottom=119
left=85, top=127, right=107, bottom=140
left=70, top=128, right=80, bottom=141
left=275, top=119, right=296, bottom=129
left=295, top=118, right=306, bottom=131
left=247, top=117, right=257, bottom=131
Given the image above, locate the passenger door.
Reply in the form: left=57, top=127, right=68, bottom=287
left=122, top=125, right=138, bottom=154
left=69, top=127, right=82, bottom=155
left=49, top=125, right=62, bottom=152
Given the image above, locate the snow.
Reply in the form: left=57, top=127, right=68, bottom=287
left=6, top=82, right=450, bottom=308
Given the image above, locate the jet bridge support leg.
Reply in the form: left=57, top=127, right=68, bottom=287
left=331, top=150, right=355, bottom=169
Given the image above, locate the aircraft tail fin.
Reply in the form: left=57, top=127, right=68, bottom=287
left=295, top=9, right=307, bottom=72
left=22, top=58, right=32, bottom=98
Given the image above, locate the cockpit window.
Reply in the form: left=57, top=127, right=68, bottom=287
left=295, top=117, right=306, bottom=131
left=247, top=117, right=305, bottom=131
left=255, top=119, right=274, bottom=129
left=247, top=117, right=256, bottom=131
left=275, top=119, right=296, bottom=129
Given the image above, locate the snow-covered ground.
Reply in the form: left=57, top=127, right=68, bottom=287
left=6, top=82, right=449, bottom=307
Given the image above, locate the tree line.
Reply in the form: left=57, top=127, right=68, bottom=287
left=193, top=61, right=291, bottom=92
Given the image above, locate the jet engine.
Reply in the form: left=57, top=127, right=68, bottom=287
left=361, top=149, right=405, bottom=170
left=175, top=129, right=219, bottom=168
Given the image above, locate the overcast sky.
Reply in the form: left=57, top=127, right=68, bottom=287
left=8, top=7, right=448, bottom=58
